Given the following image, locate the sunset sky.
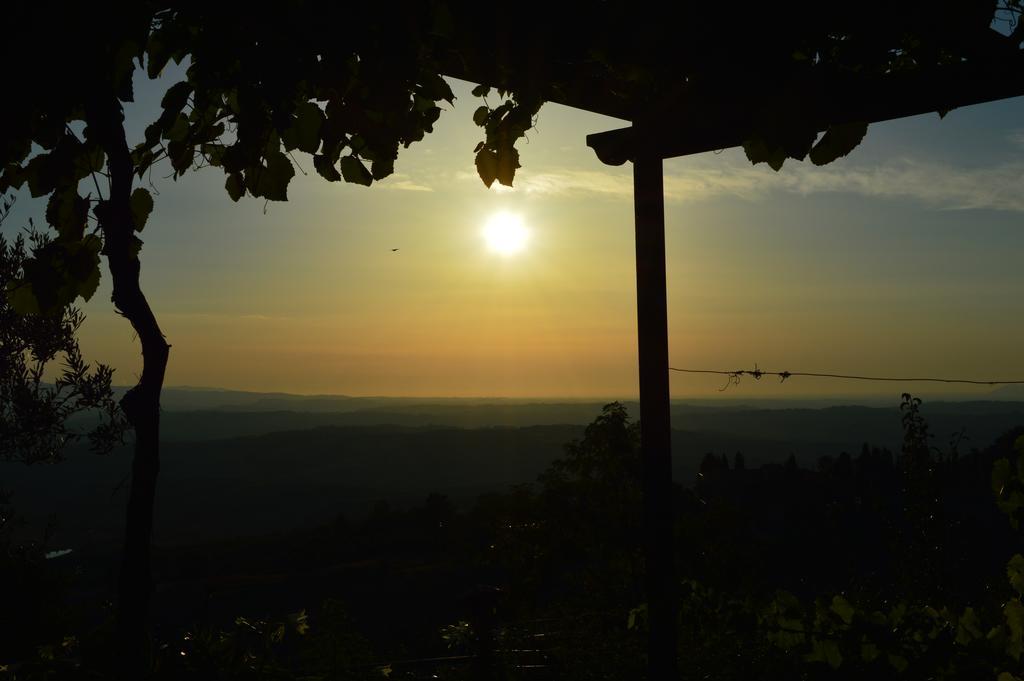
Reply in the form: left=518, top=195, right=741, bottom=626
left=4, top=68, right=1024, bottom=399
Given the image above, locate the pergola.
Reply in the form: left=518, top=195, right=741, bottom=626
left=443, top=8, right=1024, bottom=678
left=588, top=52, right=1024, bottom=681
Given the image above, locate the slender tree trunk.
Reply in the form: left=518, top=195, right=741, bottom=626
left=88, top=95, right=170, bottom=674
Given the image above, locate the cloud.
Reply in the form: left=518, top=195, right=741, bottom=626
left=775, top=159, right=1024, bottom=212
left=386, top=180, right=433, bottom=192
left=379, top=173, right=433, bottom=192
left=496, top=158, right=1024, bottom=212
left=515, top=170, right=633, bottom=198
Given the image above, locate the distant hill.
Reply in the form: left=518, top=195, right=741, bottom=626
left=987, top=385, right=1024, bottom=401
left=2, top=421, right=863, bottom=548
left=156, top=399, right=1024, bottom=445
left=107, top=384, right=1024, bottom=415
left=7, top=425, right=581, bottom=548
left=157, top=404, right=629, bottom=439
left=118, top=386, right=361, bottom=412
left=140, top=386, right=916, bottom=413
left=8, top=399, right=1024, bottom=551
left=131, top=387, right=615, bottom=413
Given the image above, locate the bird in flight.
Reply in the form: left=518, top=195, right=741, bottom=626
left=391, top=248, right=399, bottom=252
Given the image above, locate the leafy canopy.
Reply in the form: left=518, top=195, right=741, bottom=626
left=2, top=2, right=1021, bottom=313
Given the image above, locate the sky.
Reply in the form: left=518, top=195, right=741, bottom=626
left=4, top=68, right=1024, bottom=400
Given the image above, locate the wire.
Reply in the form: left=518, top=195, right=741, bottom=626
left=668, top=365, right=1024, bottom=392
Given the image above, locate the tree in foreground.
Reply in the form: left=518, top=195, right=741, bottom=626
left=1, top=231, right=123, bottom=464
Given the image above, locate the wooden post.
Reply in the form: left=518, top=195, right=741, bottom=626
left=633, top=153, right=677, bottom=679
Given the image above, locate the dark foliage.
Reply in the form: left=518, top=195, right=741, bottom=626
left=1, top=234, right=124, bottom=464
left=4, top=398, right=1024, bottom=679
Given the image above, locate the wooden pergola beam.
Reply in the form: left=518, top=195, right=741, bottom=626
left=588, top=54, right=1024, bottom=164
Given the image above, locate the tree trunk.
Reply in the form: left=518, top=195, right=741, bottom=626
left=88, top=95, right=170, bottom=674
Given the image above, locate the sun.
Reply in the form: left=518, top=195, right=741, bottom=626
left=482, top=212, right=529, bottom=255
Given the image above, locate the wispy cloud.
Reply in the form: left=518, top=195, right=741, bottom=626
left=380, top=173, right=433, bottom=192
left=496, top=158, right=1024, bottom=212
left=774, top=160, right=1024, bottom=212
left=516, top=170, right=633, bottom=198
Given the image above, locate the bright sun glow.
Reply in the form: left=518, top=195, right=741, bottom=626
left=482, top=212, right=529, bottom=255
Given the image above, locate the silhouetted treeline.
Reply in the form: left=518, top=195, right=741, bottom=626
left=686, top=426, right=1022, bottom=604
left=5, top=399, right=1024, bottom=679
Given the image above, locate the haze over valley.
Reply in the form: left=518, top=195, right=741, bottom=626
left=10, top=388, right=1024, bottom=550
